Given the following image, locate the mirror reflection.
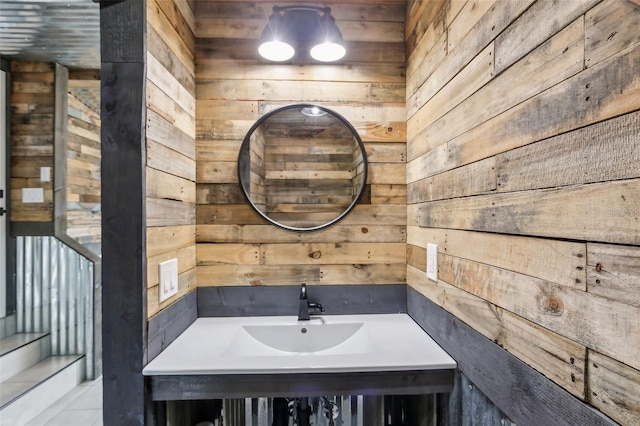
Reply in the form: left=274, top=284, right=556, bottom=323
left=238, top=104, right=367, bottom=231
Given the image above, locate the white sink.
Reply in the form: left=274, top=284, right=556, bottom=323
left=242, top=321, right=366, bottom=353
left=143, top=314, right=456, bottom=375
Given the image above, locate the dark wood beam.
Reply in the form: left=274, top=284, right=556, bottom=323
left=100, top=0, right=147, bottom=424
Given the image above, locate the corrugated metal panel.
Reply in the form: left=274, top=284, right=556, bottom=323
left=15, top=236, right=96, bottom=378
left=0, top=0, right=100, bottom=69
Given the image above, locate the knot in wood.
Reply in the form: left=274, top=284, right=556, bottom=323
left=543, top=296, right=564, bottom=316
left=361, top=227, right=369, bottom=234
left=309, top=250, right=322, bottom=259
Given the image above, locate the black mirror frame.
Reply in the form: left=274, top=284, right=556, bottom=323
left=238, top=103, right=368, bottom=232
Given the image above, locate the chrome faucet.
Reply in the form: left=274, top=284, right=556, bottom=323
left=298, top=283, right=324, bottom=321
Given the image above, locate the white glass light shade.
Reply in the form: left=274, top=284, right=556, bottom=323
left=310, top=42, right=346, bottom=62
left=258, top=40, right=295, bottom=62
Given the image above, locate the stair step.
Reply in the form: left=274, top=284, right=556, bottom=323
left=0, top=355, right=85, bottom=425
left=0, top=333, right=50, bottom=382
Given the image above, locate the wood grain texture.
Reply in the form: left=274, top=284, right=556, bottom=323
left=100, top=58, right=147, bottom=426
left=415, top=179, right=640, bottom=245
left=588, top=350, right=640, bottom=425
left=9, top=61, right=55, bottom=224
left=408, top=288, right=617, bottom=426
left=407, top=266, right=586, bottom=398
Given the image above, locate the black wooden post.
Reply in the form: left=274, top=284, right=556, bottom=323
left=99, top=1, right=147, bottom=424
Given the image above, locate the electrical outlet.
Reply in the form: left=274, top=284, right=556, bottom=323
left=426, top=243, right=438, bottom=282
left=158, top=258, right=178, bottom=303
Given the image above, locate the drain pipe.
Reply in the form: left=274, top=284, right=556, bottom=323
left=297, top=397, right=312, bottom=426
left=272, top=398, right=288, bottom=426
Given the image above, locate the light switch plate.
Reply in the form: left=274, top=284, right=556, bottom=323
left=426, top=243, right=438, bottom=282
left=158, top=258, right=178, bottom=303
left=40, top=167, right=51, bottom=182
left=22, top=188, right=44, bottom=203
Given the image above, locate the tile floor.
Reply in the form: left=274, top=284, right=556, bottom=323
left=25, top=377, right=102, bottom=426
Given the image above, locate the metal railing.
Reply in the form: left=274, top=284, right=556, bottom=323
left=15, top=236, right=97, bottom=378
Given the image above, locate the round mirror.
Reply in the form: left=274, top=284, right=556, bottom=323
left=238, top=104, right=368, bottom=232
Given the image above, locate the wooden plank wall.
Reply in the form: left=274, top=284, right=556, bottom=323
left=66, top=89, right=101, bottom=248
left=146, top=0, right=197, bottom=318
left=405, top=0, right=640, bottom=424
left=195, top=0, right=408, bottom=287
left=9, top=61, right=56, bottom=224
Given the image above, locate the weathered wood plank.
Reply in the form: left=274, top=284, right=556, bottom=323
left=437, top=253, right=640, bottom=371
left=585, top=0, right=640, bottom=68
left=588, top=350, right=640, bottom=425
left=406, top=4, right=446, bottom=90
left=147, top=109, right=196, bottom=160
left=407, top=266, right=587, bottom=398
left=415, top=179, right=640, bottom=245
left=496, top=111, right=640, bottom=192
left=147, top=225, right=196, bottom=257
left=148, top=25, right=195, bottom=95
left=408, top=0, right=535, bottom=115
left=196, top=224, right=406, bottom=243
left=196, top=17, right=404, bottom=42
left=147, top=0, right=195, bottom=73
left=197, top=264, right=406, bottom=286
left=196, top=243, right=260, bottom=265
left=196, top=80, right=404, bottom=103
left=368, top=163, right=405, bottom=184
left=147, top=290, right=197, bottom=361
left=147, top=52, right=195, bottom=117
left=197, top=2, right=405, bottom=22
left=407, top=42, right=494, bottom=140
left=147, top=139, right=196, bottom=182
left=407, top=227, right=587, bottom=289
left=495, top=0, right=600, bottom=74
left=413, top=17, right=584, bottom=155
left=447, top=45, right=640, bottom=169
left=587, top=243, right=640, bottom=307
left=196, top=161, right=238, bottom=183
left=196, top=59, right=406, bottom=83
left=261, top=242, right=406, bottom=265
left=371, top=184, right=406, bottom=205
left=146, top=197, right=195, bottom=227
left=408, top=288, right=618, bottom=426
left=407, top=157, right=496, bottom=202
left=146, top=167, right=196, bottom=203
left=447, top=0, right=498, bottom=53
left=146, top=80, right=195, bottom=139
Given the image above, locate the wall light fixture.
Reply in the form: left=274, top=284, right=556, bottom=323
left=258, top=5, right=346, bottom=63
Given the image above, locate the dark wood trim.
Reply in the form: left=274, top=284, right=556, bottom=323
left=148, top=369, right=454, bottom=401
left=10, top=221, right=54, bottom=236
left=407, top=287, right=617, bottom=426
left=100, top=0, right=147, bottom=423
left=99, top=0, right=145, bottom=63
left=53, top=63, right=68, bottom=239
left=197, top=284, right=407, bottom=317
left=148, top=290, right=197, bottom=362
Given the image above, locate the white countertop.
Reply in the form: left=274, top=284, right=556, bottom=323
left=143, top=313, right=457, bottom=375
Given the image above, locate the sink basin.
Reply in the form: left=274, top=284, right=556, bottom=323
left=242, top=321, right=365, bottom=353
left=143, top=314, right=457, bottom=375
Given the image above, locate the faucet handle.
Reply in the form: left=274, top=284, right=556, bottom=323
left=300, top=283, right=307, bottom=299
